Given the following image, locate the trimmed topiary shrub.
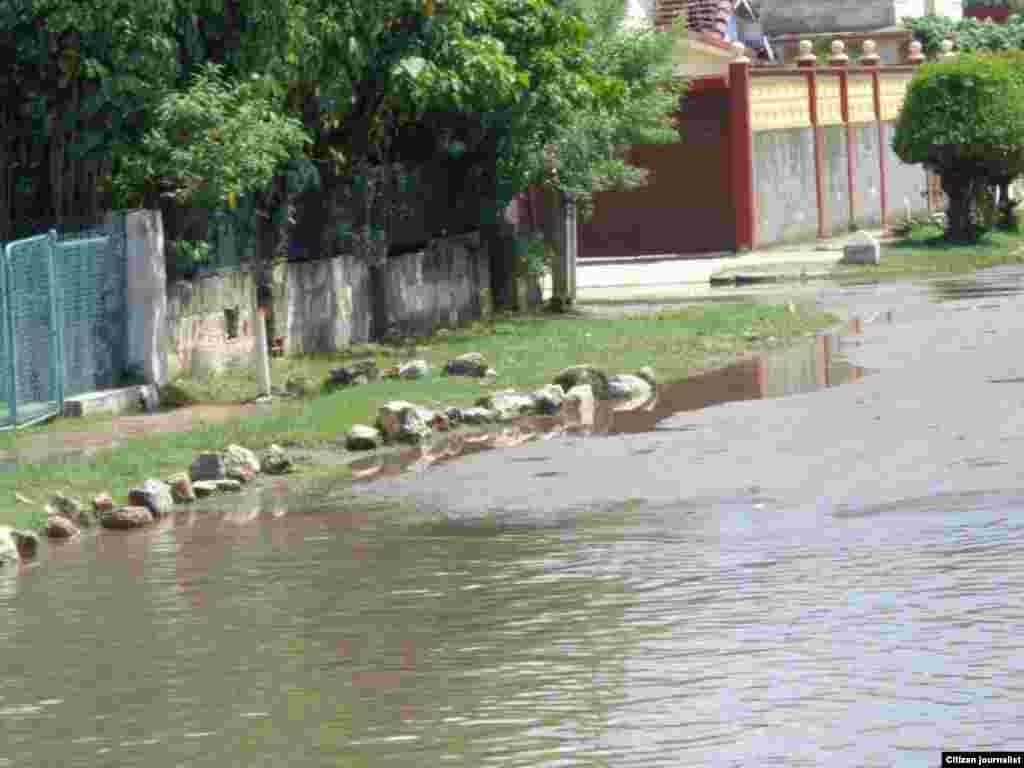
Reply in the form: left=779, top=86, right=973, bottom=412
left=893, top=53, right=1024, bottom=242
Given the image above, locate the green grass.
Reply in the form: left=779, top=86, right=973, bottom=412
left=833, top=224, right=1024, bottom=280
left=0, top=301, right=836, bottom=530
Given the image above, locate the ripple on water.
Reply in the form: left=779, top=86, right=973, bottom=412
left=1, top=487, right=1023, bottom=766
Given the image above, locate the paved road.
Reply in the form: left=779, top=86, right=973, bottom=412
left=361, top=267, right=1024, bottom=520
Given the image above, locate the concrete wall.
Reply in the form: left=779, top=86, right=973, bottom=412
left=753, top=127, right=819, bottom=245
left=752, top=121, right=928, bottom=247
left=882, top=123, right=930, bottom=221
left=166, top=232, right=492, bottom=378
left=851, top=124, right=884, bottom=229
left=123, top=210, right=168, bottom=386
left=820, top=125, right=852, bottom=236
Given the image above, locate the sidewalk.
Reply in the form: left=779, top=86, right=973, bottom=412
left=552, top=230, right=888, bottom=304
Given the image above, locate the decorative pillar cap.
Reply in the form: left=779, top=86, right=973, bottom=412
left=860, top=39, right=881, bottom=66
left=796, top=39, right=817, bottom=67
left=907, top=39, right=925, bottom=65
left=829, top=39, right=849, bottom=66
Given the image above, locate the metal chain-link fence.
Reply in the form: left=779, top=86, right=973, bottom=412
left=1, top=215, right=127, bottom=429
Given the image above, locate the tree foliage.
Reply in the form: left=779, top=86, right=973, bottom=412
left=3, top=0, right=689, bottom=301
left=893, top=52, right=1024, bottom=241
left=904, top=12, right=1024, bottom=58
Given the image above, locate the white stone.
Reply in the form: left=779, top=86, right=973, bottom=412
left=399, top=359, right=430, bottom=380
left=346, top=425, right=382, bottom=451
left=841, top=232, right=880, bottom=266
left=607, top=374, right=654, bottom=401
left=0, top=526, right=19, bottom=566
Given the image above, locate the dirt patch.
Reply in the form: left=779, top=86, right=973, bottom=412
left=1, top=404, right=264, bottom=464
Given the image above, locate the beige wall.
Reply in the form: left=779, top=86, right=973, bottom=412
left=674, top=39, right=734, bottom=78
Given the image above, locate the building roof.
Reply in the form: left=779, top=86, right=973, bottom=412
left=655, top=0, right=735, bottom=39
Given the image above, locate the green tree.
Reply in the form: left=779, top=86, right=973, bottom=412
left=893, top=53, right=1024, bottom=242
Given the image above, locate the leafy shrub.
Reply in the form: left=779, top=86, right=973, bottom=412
left=893, top=53, right=1024, bottom=241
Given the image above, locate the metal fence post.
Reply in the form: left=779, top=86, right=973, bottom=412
left=4, top=242, right=17, bottom=426
left=47, top=230, right=65, bottom=410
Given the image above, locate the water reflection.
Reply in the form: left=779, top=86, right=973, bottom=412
left=2, top=484, right=1022, bottom=766
left=352, top=325, right=868, bottom=481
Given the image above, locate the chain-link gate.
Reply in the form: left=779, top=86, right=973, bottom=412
left=0, top=217, right=124, bottom=430
left=1, top=233, right=63, bottom=429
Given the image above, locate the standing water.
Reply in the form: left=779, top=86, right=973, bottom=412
left=1, top=321, right=1022, bottom=766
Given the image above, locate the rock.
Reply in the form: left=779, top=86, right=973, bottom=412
left=476, top=390, right=537, bottom=422
left=100, top=506, right=154, bottom=530
left=92, top=493, right=115, bottom=514
left=139, top=384, right=160, bottom=412
left=564, top=384, right=596, bottom=428
left=227, top=466, right=257, bottom=484
left=346, top=425, right=383, bottom=451
left=444, top=406, right=463, bottom=425
left=45, top=515, right=79, bottom=539
left=444, top=352, right=489, bottom=378
left=327, top=359, right=380, bottom=388
left=399, top=359, right=430, bottom=380
left=224, top=444, right=261, bottom=478
left=128, top=479, right=174, bottom=519
left=168, top=472, right=196, bottom=503
left=459, top=407, right=496, bottom=425
left=429, top=411, right=451, bottom=432
left=285, top=374, right=316, bottom=398
left=553, top=365, right=609, bottom=400
left=190, top=452, right=226, bottom=482
left=377, top=401, right=434, bottom=443
left=192, top=480, right=220, bottom=498
left=531, top=384, right=566, bottom=415
left=216, top=479, right=243, bottom=493
left=50, top=491, right=84, bottom=521
left=482, top=368, right=498, bottom=383
left=607, top=374, right=653, bottom=401
left=260, top=444, right=293, bottom=475
left=0, top=526, right=20, bottom=566
left=637, top=367, right=657, bottom=386
left=841, top=231, right=880, bottom=266
left=11, top=530, right=39, bottom=560
left=398, top=407, right=433, bottom=443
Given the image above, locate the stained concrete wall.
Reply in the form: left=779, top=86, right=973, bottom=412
left=123, top=210, right=168, bottom=386
left=166, top=232, right=492, bottom=378
left=752, top=121, right=928, bottom=247
left=753, top=127, right=819, bottom=246
left=820, top=126, right=852, bottom=237
left=882, top=123, right=930, bottom=221
left=850, top=124, right=884, bottom=230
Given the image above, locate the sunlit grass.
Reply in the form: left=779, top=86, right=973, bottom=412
left=0, top=302, right=836, bottom=529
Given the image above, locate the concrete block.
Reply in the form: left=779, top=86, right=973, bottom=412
left=841, top=232, right=881, bottom=266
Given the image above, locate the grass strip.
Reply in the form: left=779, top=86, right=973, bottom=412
left=0, top=301, right=836, bottom=530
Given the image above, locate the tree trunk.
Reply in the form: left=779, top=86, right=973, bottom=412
left=941, top=173, right=983, bottom=243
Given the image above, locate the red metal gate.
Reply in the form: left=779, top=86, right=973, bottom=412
left=578, top=84, right=736, bottom=259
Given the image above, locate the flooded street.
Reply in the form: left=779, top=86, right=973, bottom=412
left=4, top=269, right=1024, bottom=766
left=3, top=483, right=1022, bottom=766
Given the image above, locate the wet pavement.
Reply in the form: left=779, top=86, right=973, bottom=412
left=4, top=266, right=1024, bottom=766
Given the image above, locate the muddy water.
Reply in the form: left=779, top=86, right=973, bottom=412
left=3, top=478, right=1023, bottom=766
left=349, top=324, right=869, bottom=481
left=5, top=318, right=1023, bottom=766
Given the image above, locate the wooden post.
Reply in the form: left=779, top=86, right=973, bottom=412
left=729, top=44, right=756, bottom=250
